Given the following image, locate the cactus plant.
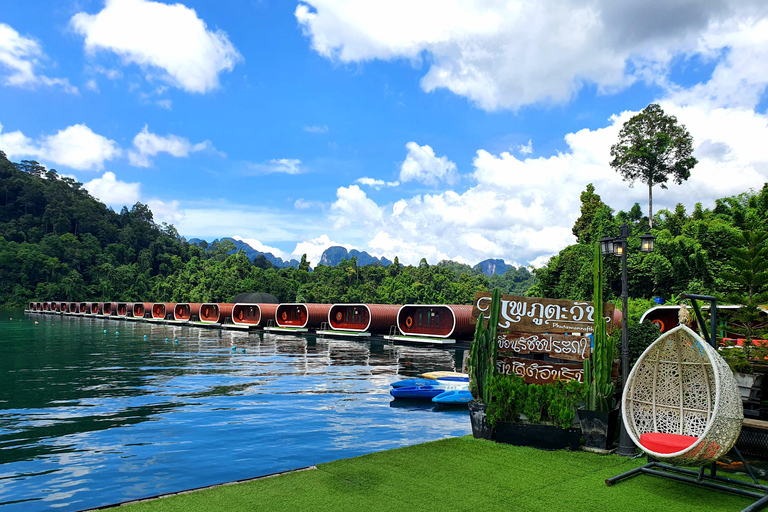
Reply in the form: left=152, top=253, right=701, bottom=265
left=469, top=288, right=501, bottom=403
left=583, top=242, right=615, bottom=412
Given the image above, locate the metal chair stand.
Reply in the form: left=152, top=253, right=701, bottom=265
left=606, top=448, right=768, bottom=512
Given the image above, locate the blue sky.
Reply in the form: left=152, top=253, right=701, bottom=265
left=1, top=1, right=767, bottom=267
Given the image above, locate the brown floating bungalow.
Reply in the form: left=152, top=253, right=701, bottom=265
left=396, top=304, right=474, bottom=339
left=152, top=303, right=175, bottom=320
left=231, top=303, right=278, bottom=327
left=328, top=304, right=401, bottom=334
left=108, top=302, right=119, bottom=316
left=174, top=303, right=201, bottom=321
left=115, top=302, right=129, bottom=317
left=67, top=302, right=78, bottom=314
left=199, top=303, right=234, bottom=323
left=132, top=302, right=152, bottom=318
left=640, top=304, right=768, bottom=335
left=88, top=302, right=100, bottom=315
left=53, top=302, right=62, bottom=312
left=43, top=302, right=51, bottom=311
left=79, top=302, right=89, bottom=314
left=275, top=303, right=332, bottom=329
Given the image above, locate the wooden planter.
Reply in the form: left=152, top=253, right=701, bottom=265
left=578, top=407, right=619, bottom=450
left=468, top=400, right=494, bottom=440
left=495, top=422, right=580, bottom=451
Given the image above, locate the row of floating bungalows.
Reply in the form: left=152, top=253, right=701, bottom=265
left=26, top=301, right=475, bottom=341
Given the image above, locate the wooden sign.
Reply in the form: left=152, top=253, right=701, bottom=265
left=472, top=292, right=616, bottom=335
left=497, top=332, right=591, bottom=362
left=496, top=355, right=584, bottom=384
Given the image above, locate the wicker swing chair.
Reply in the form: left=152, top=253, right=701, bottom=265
left=622, top=324, right=743, bottom=466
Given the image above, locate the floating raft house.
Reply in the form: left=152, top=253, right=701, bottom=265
left=152, top=303, right=174, bottom=320
left=396, top=304, right=474, bottom=340
left=174, top=303, right=201, bottom=321
left=328, top=303, right=401, bottom=334
left=275, top=303, right=332, bottom=329
left=199, top=303, right=233, bottom=324
left=231, top=303, right=278, bottom=327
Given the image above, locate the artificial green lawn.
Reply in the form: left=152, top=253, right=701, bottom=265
left=117, top=436, right=758, bottom=512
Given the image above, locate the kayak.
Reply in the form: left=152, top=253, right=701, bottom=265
left=421, top=371, right=468, bottom=380
left=391, top=378, right=437, bottom=388
left=390, top=386, right=444, bottom=400
left=432, top=390, right=472, bottom=404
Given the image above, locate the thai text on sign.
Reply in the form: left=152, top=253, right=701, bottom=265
left=472, top=292, right=616, bottom=335
left=496, top=355, right=584, bottom=384
left=497, top=332, right=591, bottom=362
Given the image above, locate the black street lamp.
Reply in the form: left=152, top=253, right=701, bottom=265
left=601, top=221, right=654, bottom=457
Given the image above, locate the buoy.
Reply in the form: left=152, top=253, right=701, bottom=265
left=242, top=349, right=245, bottom=354
left=104, top=330, right=107, bottom=334
left=174, top=339, right=178, bottom=344
left=144, top=335, right=147, bottom=338
left=35, top=321, right=38, bottom=324
left=115, top=331, right=119, bottom=335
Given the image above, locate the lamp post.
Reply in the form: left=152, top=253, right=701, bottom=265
left=599, top=221, right=654, bottom=457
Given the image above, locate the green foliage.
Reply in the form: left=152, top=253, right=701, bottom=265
left=628, top=321, right=661, bottom=368
left=584, top=243, right=615, bottom=411
left=468, top=288, right=500, bottom=403
left=610, top=103, right=698, bottom=226
left=486, top=373, right=586, bottom=430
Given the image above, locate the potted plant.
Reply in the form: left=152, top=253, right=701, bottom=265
left=486, top=373, right=585, bottom=450
left=580, top=242, right=619, bottom=451
left=467, top=288, right=501, bottom=440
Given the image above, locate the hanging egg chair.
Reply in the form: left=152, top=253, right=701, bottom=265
left=622, top=324, right=743, bottom=466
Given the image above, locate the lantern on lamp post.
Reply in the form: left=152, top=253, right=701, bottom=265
left=601, top=221, right=655, bottom=456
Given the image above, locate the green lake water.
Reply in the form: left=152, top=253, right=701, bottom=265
left=0, top=309, right=470, bottom=511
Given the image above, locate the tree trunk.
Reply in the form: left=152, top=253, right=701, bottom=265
left=648, top=182, right=653, bottom=228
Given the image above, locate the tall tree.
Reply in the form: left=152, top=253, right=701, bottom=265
left=610, top=103, right=697, bottom=227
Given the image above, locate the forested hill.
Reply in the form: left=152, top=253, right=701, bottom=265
left=0, top=151, right=536, bottom=307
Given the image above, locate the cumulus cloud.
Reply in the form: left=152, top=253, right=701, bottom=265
left=296, top=0, right=768, bottom=110
left=83, top=171, right=141, bottom=207
left=399, top=142, right=459, bottom=186
left=291, top=234, right=352, bottom=266
left=129, top=125, right=214, bottom=167
left=0, top=23, right=77, bottom=93
left=518, top=140, right=533, bottom=155
left=71, top=0, right=242, bottom=93
left=232, top=235, right=289, bottom=260
left=319, top=101, right=768, bottom=267
left=0, top=122, right=121, bottom=171
left=146, top=198, right=185, bottom=225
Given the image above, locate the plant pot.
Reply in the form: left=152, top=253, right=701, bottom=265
left=578, top=407, right=619, bottom=450
left=468, top=400, right=494, bottom=440
left=494, top=421, right=580, bottom=451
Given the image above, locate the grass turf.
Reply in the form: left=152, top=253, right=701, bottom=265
left=115, top=436, right=760, bottom=512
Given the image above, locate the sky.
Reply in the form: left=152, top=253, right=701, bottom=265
left=1, top=1, right=768, bottom=268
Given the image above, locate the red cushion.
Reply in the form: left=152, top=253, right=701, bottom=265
left=640, top=433, right=699, bottom=454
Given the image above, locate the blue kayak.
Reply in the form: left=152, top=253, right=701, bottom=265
left=390, top=386, right=444, bottom=400
left=391, top=378, right=437, bottom=388
left=432, top=390, right=472, bottom=404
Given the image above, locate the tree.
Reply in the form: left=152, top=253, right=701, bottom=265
left=610, top=103, right=697, bottom=227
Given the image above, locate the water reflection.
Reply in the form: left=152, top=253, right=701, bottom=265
left=0, top=310, right=469, bottom=511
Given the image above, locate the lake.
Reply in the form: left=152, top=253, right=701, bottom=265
left=0, top=310, right=471, bottom=511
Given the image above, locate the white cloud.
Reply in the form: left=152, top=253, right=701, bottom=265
left=71, top=0, right=242, bottom=93
left=313, top=100, right=768, bottom=267
left=0, top=23, right=77, bottom=93
left=518, top=140, right=533, bottom=155
left=291, top=234, right=352, bottom=265
left=83, top=171, right=141, bottom=207
left=0, top=122, right=121, bottom=171
left=129, top=125, right=213, bottom=167
left=244, top=158, right=304, bottom=175
left=355, top=176, right=399, bottom=189
left=232, top=235, right=289, bottom=260
left=303, top=124, right=328, bottom=133
left=296, top=0, right=768, bottom=111
left=399, top=141, right=459, bottom=186
left=85, top=79, right=100, bottom=92
left=146, top=198, right=185, bottom=225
